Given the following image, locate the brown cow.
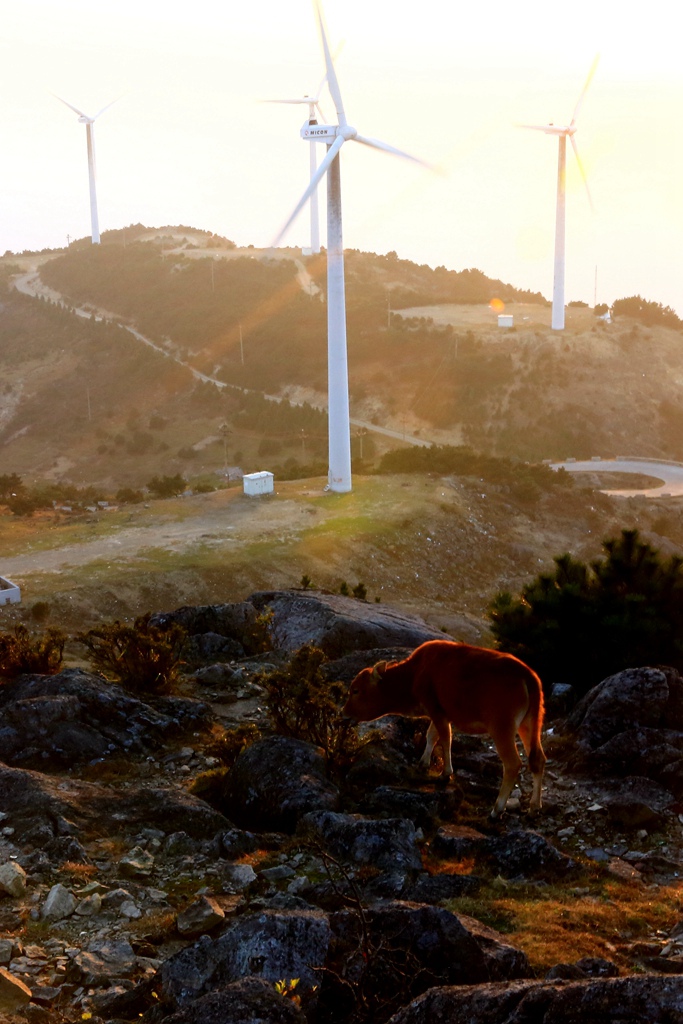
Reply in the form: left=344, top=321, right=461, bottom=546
left=343, top=639, right=546, bottom=818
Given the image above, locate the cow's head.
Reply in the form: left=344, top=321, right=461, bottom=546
left=342, top=661, right=388, bottom=723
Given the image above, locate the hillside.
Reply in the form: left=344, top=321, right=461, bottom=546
left=5, top=224, right=680, bottom=478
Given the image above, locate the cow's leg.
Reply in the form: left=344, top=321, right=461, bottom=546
left=419, top=721, right=439, bottom=770
left=490, top=731, right=522, bottom=818
left=518, top=722, right=546, bottom=813
left=428, top=713, right=453, bottom=778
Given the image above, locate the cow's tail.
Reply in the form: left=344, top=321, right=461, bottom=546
left=519, top=667, right=546, bottom=776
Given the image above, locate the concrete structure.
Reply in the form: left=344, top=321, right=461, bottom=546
left=497, top=314, right=514, bottom=328
left=0, top=578, right=21, bottom=605
left=243, top=471, right=274, bottom=496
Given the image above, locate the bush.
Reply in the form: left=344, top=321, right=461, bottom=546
left=76, top=613, right=186, bottom=694
left=489, top=528, right=683, bottom=695
left=0, top=626, right=65, bottom=679
left=147, top=474, right=186, bottom=499
left=260, top=645, right=358, bottom=768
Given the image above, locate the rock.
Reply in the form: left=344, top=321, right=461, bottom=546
left=41, top=883, right=76, bottom=921
left=457, top=915, right=534, bottom=981
left=598, top=777, right=675, bottom=829
left=74, top=939, right=136, bottom=985
left=183, top=633, right=245, bottom=667
left=163, top=831, right=199, bottom=857
left=322, top=647, right=414, bottom=683
left=160, top=909, right=331, bottom=1008
left=564, top=667, right=683, bottom=788
left=360, top=785, right=461, bottom=829
left=75, top=892, right=102, bottom=916
left=150, top=602, right=258, bottom=643
left=216, top=828, right=259, bottom=859
left=223, top=736, right=340, bottom=832
left=120, top=900, right=142, bottom=918
left=0, top=860, right=27, bottom=897
left=162, top=976, right=306, bottom=1023
left=300, top=811, right=423, bottom=872
left=0, top=669, right=213, bottom=769
left=408, top=873, right=482, bottom=902
left=101, top=887, right=136, bottom=911
left=0, top=939, right=12, bottom=964
left=177, top=897, right=226, bottom=937
left=0, top=967, right=31, bottom=1012
left=193, top=663, right=239, bottom=687
left=431, top=827, right=576, bottom=880
left=385, top=975, right=683, bottom=1024
left=249, top=590, right=444, bottom=658
left=317, top=901, right=530, bottom=1022
left=120, top=846, right=155, bottom=877
left=222, top=863, right=258, bottom=892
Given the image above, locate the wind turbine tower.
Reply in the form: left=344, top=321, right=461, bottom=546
left=266, top=81, right=328, bottom=255
left=520, top=58, right=598, bottom=330
left=55, top=96, right=117, bottom=245
left=274, top=2, right=428, bottom=493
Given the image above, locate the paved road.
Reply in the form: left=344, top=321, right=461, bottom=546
left=550, top=458, right=683, bottom=498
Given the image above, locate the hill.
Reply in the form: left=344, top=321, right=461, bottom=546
left=2, top=225, right=680, bottom=485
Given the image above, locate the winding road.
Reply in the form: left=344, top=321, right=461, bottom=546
left=550, top=457, right=683, bottom=498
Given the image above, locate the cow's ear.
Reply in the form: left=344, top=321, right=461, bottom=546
left=372, top=661, right=387, bottom=680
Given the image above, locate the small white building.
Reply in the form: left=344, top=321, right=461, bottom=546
left=0, top=577, right=21, bottom=605
left=243, top=471, right=274, bottom=496
left=497, top=314, right=514, bottom=328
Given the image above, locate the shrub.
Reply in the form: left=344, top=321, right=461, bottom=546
left=489, top=528, right=683, bottom=695
left=147, top=474, right=186, bottom=499
left=31, top=601, right=51, bottom=624
left=352, top=582, right=367, bottom=601
left=260, top=645, right=358, bottom=768
left=0, top=626, right=65, bottom=679
left=76, top=613, right=186, bottom=694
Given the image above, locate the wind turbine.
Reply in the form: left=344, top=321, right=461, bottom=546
left=274, top=2, right=428, bottom=493
left=519, top=57, right=598, bottom=331
left=55, top=96, right=117, bottom=245
left=266, top=76, right=328, bottom=255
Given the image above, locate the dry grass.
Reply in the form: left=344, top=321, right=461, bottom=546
left=58, top=861, right=99, bottom=881
left=447, top=876, right=683, bottom=973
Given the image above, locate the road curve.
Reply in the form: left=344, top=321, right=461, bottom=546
left=550, top=457, right=683, bottom=498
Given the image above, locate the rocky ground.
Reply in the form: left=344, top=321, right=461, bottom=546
left=0, top=591, right=682, bottom=1023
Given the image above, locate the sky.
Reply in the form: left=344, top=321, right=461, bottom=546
left=1, top=0, right=682, bottom=315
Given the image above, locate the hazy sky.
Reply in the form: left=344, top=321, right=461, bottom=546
left=2, top=0, right=682, bottom=314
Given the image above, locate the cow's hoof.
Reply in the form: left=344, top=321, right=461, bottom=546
left=434, top=774, right=453, bottom=788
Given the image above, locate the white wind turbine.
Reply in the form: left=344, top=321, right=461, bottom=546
left=274, top=2, right=428, bottom=493
left=55, top=96, right=117, bottom=245
left=266, top=76, right=328, bottom=255
left=519, top=57, right=598, bottom=331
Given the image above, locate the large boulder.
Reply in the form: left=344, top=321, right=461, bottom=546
left=249, top=590, right=445, bottom=659
left=162, top=977, right=306, bottom=1024
left=0, top=669, right=212, bottom=768
left=160, top=910, right=330, bottom=1009
left=222, top=736, right=340, bottom=832
left=150, top=603, right=258, bottom=640
left=430, top=827, right=576, bottom=880
left=316, top=901, right=531, bottom=1024
left=299, top=811, right=423, bottom=872
left=564, top=667, right=683, bottom=791
left=0, top=762, right=229, bottom=848
left=385, top=976, right=683, bottom=1024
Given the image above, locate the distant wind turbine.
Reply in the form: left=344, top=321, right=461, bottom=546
left=55, top=96, right=118, bottom=245
left=266, top=75, right=329, bottom=255
left=273, top=1, right=429, bottom=493
left=519, top=57, right=598, bottom=330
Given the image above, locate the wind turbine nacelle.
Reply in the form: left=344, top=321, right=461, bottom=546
left=301, top=123, right=339, bottom=143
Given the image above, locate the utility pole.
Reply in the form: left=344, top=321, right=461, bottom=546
left=219, top=421, right=230, bottom=475
left=239, top=324, right=244, bottom=365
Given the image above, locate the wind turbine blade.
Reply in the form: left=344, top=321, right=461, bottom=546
left=94, top=97, right=120, bottom=120
left=517, top=123, right=552, bottom=131
left=263, top=97, right=312, bottom=105
left=273, top=134, right=345, bottom=246
left=353, top=133, right=433, bottom=169
left=54, top=94, right=89, bottom=118
left=314, top=0, right=346, bottom=126
left=570, top=54, right=599, bottom=125
left=570, top=136, right=594, bottom=211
